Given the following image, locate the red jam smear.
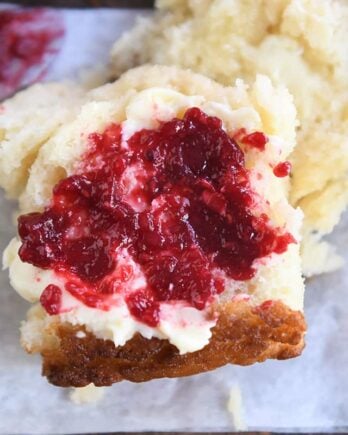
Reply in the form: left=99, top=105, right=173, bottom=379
left=126, top=290, right=160, bottom=327
left=40, top=284, right=62, bottom=315
left=273, top=161, right=292, bottom=178
left=0, top=9, right=64, bottom=100
left=233, top=128, right=268, bottom=151
left=18, top=108, right=295, bottom=326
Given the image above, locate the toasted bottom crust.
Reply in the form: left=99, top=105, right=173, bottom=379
left=35, top=300, right=306, bottom=387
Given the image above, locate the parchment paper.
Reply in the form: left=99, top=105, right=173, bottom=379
left=1, top=7, right=348, bottom=434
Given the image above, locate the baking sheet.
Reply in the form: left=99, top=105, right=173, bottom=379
left=1, top=6, right=348, bottom=434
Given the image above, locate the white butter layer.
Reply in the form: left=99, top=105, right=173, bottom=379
left=4, top=239, right=215, bottom=354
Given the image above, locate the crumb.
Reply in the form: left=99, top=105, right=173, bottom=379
left=227, top=384, right=247, bottom=431
left=69, top=384, right=106, bottom=404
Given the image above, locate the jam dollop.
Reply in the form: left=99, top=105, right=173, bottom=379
left=18, top=108, right=295, bottom=326
left=0, top=9, right=64, bottom=100
left=234, top=128, right=268, bottom=151
left=273, top=161, right=292, bottom=178
left=40, top=284, right=62, bottom=315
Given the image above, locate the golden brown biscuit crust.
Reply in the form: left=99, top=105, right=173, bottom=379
left=39, top=300, right=306, bottom=387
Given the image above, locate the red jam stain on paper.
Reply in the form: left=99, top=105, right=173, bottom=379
left=18, top=108, right=295, bottom=326
left=0, top=9, right=64, bottom=100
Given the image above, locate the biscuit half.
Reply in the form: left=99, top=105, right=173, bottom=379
left=2, top=66, right=305, bottom=386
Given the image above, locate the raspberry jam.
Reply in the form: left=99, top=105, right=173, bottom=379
left=18, top=108, right=295, bottom=326
left=0, top=9, right=64, bottom=100
left=273, top=161, right=292, bottom=178
left=40, top=284, right=62, bottom=315
left=233, top=128, right=268, bottom=151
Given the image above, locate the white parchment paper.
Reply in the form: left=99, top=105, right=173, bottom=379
left=0, top=7, right=348, bottom=434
